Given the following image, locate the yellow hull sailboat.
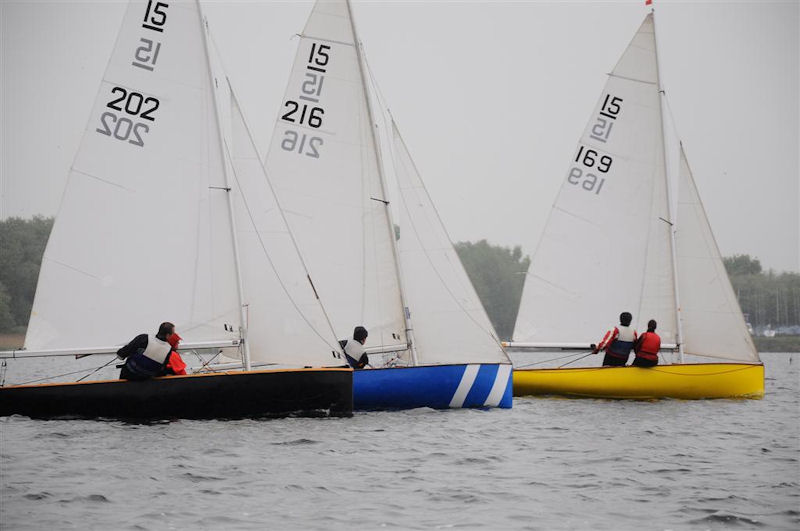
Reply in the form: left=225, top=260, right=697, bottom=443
left=513, top=363, right=764, bottom=400
left=508, top=9, right=763, bottom=399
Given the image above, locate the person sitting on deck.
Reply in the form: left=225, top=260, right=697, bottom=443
left=164, top=332, right=188, bottom=376
left=632, top=319, right=661, bottom=368
left=591, top=312, right=638, bottom=367
left=340, top=326, right=370, bottom=369
left=117, top=322, right=179, bottom=380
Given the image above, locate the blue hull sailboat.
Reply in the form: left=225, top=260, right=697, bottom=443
left=263, top=0, right=513, bottom=410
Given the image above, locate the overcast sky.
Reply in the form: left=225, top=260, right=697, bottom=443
left=1, top=0, right=798, bottom=272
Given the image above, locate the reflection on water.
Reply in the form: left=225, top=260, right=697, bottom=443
left=1, top=354, right=798, bottom=530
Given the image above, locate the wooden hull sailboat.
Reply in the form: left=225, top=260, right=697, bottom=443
left=0, top=0, right=354, bottom=419
left=0, top=368, right=353, bottom=420
left=264, top=0, right=514, bottom=410
left=508, top=11, right=763, bottom=399
left=513, top=363, right=763, bottom=400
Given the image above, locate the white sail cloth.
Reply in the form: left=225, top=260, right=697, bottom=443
left=264, top=0, right=407, bottom=350
left=675, top=146, right=758, bottom=361
left=393, top=123, right=509, bottom=365
left=513, top=13, right=757, bottom=363
left=514, top=14, right=675, bottom=347
left=26, top=0, right=343, bottom=368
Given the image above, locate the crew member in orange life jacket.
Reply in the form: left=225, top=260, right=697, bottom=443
left=591, top=312, right=638, bottom=367
left=632, top=319, right=661, bottom=368
left=117, top=322, right=178, bottom=380
left=165, top=332, right=188, bottom=376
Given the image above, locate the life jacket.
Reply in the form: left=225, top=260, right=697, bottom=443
left=341, top=338, right=367, bottom=369
left=166, top=333, right=187, bottom=375
left=166, top=351, right=187, bottom=375
left=607, top=325, right=637, bottom=359
left=635, top=331, right=661, bottom=361
left=124, top=335, right=171, bottom=377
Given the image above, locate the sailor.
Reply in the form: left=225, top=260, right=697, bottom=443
left=117, top=322, right=177, bottom=380
left=340, top=326, right=370, bottom=369
left=164, top=332, right=188, bottom=376
left=632, top=319, right=661, bottom=368
left=591, top=312, right=638, bottom=367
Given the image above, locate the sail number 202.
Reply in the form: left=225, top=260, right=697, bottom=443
left=96, top=87, right=160, bottom=148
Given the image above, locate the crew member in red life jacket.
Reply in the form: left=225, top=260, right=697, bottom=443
left=117, top=322, right=177, bottom=380
left=591, top=312, right=638, bottom=367
left=632, top=319, right=661, bottom=368
left=164, top=332, right=188, bottom=376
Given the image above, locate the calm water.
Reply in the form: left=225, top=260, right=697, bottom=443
left=1, top=354, right=798, bottom=530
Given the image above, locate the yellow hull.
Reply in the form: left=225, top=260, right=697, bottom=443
left=513, top=363, right=764, bottom=400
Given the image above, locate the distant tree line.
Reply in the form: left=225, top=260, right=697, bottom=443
left=0, top=217, right=54, bottom=333
left=723, top=254, right=800, bottom=331
left=454, top=240, right=530, bottom=340
left=0, top=218, right=798, bottom=340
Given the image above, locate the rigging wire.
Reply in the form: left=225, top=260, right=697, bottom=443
left=15, top=357, right=117, bottom=386
left=515, top=351, right=592, bottom=369
left=363, top=58, right=507, bottom=352
left=204, top=23, right=343, bottom=354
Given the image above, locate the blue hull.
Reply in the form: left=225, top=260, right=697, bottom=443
left=353, top=363, right=512, bottom=410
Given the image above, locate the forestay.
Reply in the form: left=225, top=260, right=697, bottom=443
left=514, top=14, right=676, bottom=346
left=675, top=146, right=758, bottom=362
left=392, top=123, right=509, bottom=365
left=265, top=0, right=407, bottom=349
left=227, top=93, right=344, bottom=366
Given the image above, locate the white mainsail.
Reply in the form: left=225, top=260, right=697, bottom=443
left=27, top=0, right=239, bottom=350
left=514, top=14, right=676, bottom=346
left=513, top=12, right=758, bottom=364
left=264, top=0, right=407, bottom=350
left=675, top=145, right=758, bottom=362
left=392, top=122, right=509, bottom=365
left=26, top=0, right=342, bottom=368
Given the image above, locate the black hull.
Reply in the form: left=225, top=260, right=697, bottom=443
left=0, top=368, right=352, bottom=420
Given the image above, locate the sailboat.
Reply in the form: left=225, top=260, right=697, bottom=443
left=0, top=0, right=352, bottom=419
left=264, top=0, right=512, bottom=410
left=508, top=11, right=764, bottom=400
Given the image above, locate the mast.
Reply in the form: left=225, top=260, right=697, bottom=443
left=197, top=2, right=252, bottom=370
left=652, top=8, right=685, bottom=363
left=345, top=0, right=418, bottom=365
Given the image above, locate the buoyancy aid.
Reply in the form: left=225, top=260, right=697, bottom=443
left=166, top=333, right=187, bottom=375
left=125, top=335, right=171, bottom=377
left=342, top=338, right=367, bottom=369
left=607, top=325, right=637, bottom=358
left=635, top=331, right=661, bottom=361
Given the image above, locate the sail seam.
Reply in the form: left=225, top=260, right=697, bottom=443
left=297, top=34, right=355, bottom=48
left=608, top=73, right=657, bottom=85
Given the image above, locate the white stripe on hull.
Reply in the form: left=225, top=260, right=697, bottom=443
left=483, top=364, right=512, bottom=406
left=449, top=365, right=480, bottom=408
